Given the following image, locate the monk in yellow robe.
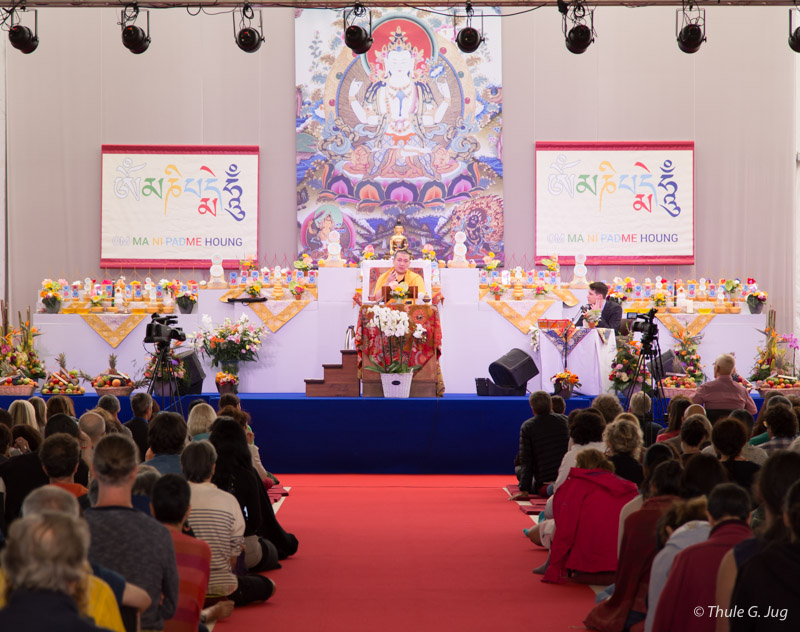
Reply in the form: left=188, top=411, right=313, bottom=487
left=371, top=249, right=426, bottom=301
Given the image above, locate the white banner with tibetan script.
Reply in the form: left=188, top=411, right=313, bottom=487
left=535, top=141, right=694, bottom=265
left=101, top=145, right=259, bottom=268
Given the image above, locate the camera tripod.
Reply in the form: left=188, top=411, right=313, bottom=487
left=623, top=332, right=668, bottom=445
left=146, top=341, right=185, bottom=418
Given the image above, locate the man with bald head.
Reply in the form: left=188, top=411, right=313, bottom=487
left=80, top=411, right=107, bottom=447
left=691, top=353, right=757, bottom=415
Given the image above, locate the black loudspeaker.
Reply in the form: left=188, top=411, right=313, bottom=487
left=488, top=348, right=539, bottom=389
left=648, top=349, right=678, bottom=380
left=475, top=378, right=526, bottom=397
left=174, top=349, right=206, bottom=395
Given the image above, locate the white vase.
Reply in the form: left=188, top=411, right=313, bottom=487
left=380, top=372, right=413, bottom=398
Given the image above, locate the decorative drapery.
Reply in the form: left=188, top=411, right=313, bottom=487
left=79, top=314, right=147, bottom=348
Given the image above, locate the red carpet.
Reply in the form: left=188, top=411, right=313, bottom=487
left=215, top=475, right=595, bottom=632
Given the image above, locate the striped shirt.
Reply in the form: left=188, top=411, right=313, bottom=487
left=186, top=481, right=244, bottom=597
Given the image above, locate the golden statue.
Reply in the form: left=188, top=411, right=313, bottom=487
left=389, top=220, right=409, bottom=256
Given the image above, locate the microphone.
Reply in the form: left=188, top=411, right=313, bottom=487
left=580, top=304, right=590, bottom=313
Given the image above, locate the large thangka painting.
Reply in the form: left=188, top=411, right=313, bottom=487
left=295, top=8, right=503, bottom=262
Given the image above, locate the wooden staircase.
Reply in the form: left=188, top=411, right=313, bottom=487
left=304, top=349, right=360, bottom=397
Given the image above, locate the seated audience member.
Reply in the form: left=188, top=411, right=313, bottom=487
left=90, top=407, right=129, bottom=437
left=7, top=486, right=127, bottom=632
left=28, top=396, right=47, bottom=433
left=84, top=434, right=179, bottom=632
left=0, top=408, right=11, bottom=428
left=217, top=405, right=273, bottom=485
left=553, top=409, right=607, bottom=494
left=125, top=392, right=154, bottom=461
left=630, top=392, right=661, bottom=447
left=210, top=417, right=298, bottom=565
left=691, top=353, right=757, bottom=415
left=97, top=394, right=122, bottom=420
left=714, top=451, right=800, bottom=632
left=646, top=497, right=710, bottom=632
left=712, top=418, right=761, bottom=495
left=542, top=449, right=638, bottom=584
left=577, top=282, right=622, bottom=331
left=79, top=411, right=107, bottom=448
left=703, top=409, right=767, bottom=465
left=9, top=399, right=37, bottom=429
left=217, top=393, right=241, bottom=411
left=551, top=395, right=567, bottom=418
left=729, top=479, right=800, bottom=632
left=510, top=391, right=569, bottom=500
left=652, top=484, right=752, bottom=632
left=132, top=465, right=161, bottom=515
left=679, top=415, right=711, bottom=464
left=187, top=403, right=217, bottom=442
left=750, top=393, right=791, bottom=445
left=584, top=460, right=683, bottom=632
left=39, top=432, right=91, bottom=510
left=760, top=404, right=799, bottom=454
left=660, top=404, right=708, bottom=453
left=591, top=394, right=624, bottom=425
left=46, top=394, right=76, bottom=420
left=147, top=412, right=188, bottom=475
left=0, top=512, right=110, bottom=631
left=180, top=440, right=276, bottom=606
left=603, top=415, right=644, bottom=486
left=656, top=396, right=692, bottom=443
left=10, top=423, right=42, bottom=455
left=0, top=423, right=12, bottom=465
left=151, top=474, right=233, bottom=632
left=680, top=452, right=727, bottom=499
left=0, top=414, right=90, bottom=524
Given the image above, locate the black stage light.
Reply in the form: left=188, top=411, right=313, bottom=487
left=122, top=24, right=150, bottom=54
left=9, top=24, right=38, bottom=54
left=456, top=26, right=483, bottom=54
left=677, top=23, right=704, bottom=54
left=566, top=23, right=593, bottom=54
left=345, top=24, right=372, bottom=55
left=237, top=26, right=263, bottom=53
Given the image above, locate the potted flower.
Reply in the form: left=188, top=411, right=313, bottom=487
left=550, top=370, right=581, bottom=399
left=533, top=284, right=548, bottom=298
left=607, top=291, right=627, bottom=305
left=390, top=282, right=410, bottom=303
left=215, top=371, right=239, bottom=394
left=90, top=294, right=105, bottom=312
left=293, top=253, right=313, bottom=271
left=363, top=305, right=427, bottom=398
left=175, top=290, right=197, bottom=314
left=421, top=244, right=436, bottom=261
left=652, top=291, right=668, bottom=311
left=191, top=314, right=268, bottom=380
left=746, top=290, right=768, bottom=314
left=40, top=279, right=62, bottom=314
left=609, top=334, right=652, bottom=395
left=245, top=282, right=263, bottom=298
left=488, top=281, right=503, bottom=301
left=483, top=252, right=500, bottom=271
left=289, top=282, right=305, bottom=300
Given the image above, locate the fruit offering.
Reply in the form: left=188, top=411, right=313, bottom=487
left=760, top=376, right=798, bottom=390
left=89, top=354, right=134, bottom=389
left=1, top=375, right=35, bottom=387
left=662, top=375, right=698, bottom=389
left=42, top=353, right=85, bottom=395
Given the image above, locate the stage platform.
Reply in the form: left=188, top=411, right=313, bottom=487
left=0, top=392, right=767, bottom=474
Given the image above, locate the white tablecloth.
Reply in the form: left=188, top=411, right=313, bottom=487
left=536, top=328, right=616, bottom=396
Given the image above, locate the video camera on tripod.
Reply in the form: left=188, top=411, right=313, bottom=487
left=144, top=314, right=186, bottom=346
left=630, top=308, right=659, bottom=346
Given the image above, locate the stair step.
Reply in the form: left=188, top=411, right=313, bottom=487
left=322, top=363, right=343, bottom=370
left=304, top=378, right=325, bottom=385
left=306, top=382, right=360, bottom=397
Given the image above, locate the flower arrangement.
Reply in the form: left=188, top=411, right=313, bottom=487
left=289, top=282, right=306, bottom=298
left=40, top=279, right=63, bottom=309
left=488, top=281, right=503, bottom=297
left=670, top=327, right=705, bottom=384
left=541, top=256, right=559, bottom=273
left=363, top=305, right=427, bottom=374
left=608, top=291, right=627, bottom=304
left=191, top=314, right=268, bottom=374
left=609, top=334, right=651, bottom=393
left=623, top=277, right=635, bottom=294
left=421, top=244, right=436, bottom=261
left=781, top=334, right=798, bottom=377
left=551, top=370, right=581, bottom=391
left=746, top=290, right=768, bottom=308
left=361, top=245, right=377, bottom=261
left=175, top=290, right=197, bottom=311
left=723, top=278, right=742, bottom=296
left=90, top=294, right=105, bottom=308
left=245, top=282, right=263, bottom=298
left=528, top=324, right=540, bottom=352
left=143, top=351, right=187, bottom=384
left=533, top=284, right=548, bottom=297
left=160, top=279, right=180, bottom=296
left=483, top=252, right=500, bottom=271
left=750, top=317, right=782, bottom=382
left=1, top=309, right=46, bottom=380
left=390, top=282, right=409, bottom=301
left=293, top=254, right=313, bottom=270
left=652, top=291, right=668, bottom=308
left=215, top=371, right=239, bottom=386
left=240, top=258, right=257, bottom=273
